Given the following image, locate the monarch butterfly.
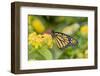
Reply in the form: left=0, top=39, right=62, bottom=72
left=51, top=31, right=78, bottom=49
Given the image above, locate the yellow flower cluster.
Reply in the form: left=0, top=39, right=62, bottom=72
left=80, top=24, right=88, bottom=37
left=28, top=32, right=53, bottom=49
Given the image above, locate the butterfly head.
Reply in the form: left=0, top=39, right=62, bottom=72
left=51, top=30, right=54, bottom=33
left=51, top=30, right=55, bottom=37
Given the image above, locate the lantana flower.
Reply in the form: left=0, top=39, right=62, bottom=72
left=28, top=32, right=53, bottom=49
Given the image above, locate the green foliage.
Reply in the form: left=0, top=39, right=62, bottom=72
left=28, top=44, right=53, bottom=60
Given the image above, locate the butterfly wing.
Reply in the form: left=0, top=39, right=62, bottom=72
left=53, top=32, right=70, bottom=48
left=69, top=37, right=78, bottom=47
left=52, top=31, right=78, bottom=49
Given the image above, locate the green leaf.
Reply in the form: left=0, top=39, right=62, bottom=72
left=28, top=25, right=34, bottom=34
left=37, top=47, right=53, bottom=60
left=50, top=42, right=64, bottom=59
left=28, top=44, right=37, bottom=60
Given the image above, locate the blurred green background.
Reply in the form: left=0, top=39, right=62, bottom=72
left=28, top=15, right=88, bottom=60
